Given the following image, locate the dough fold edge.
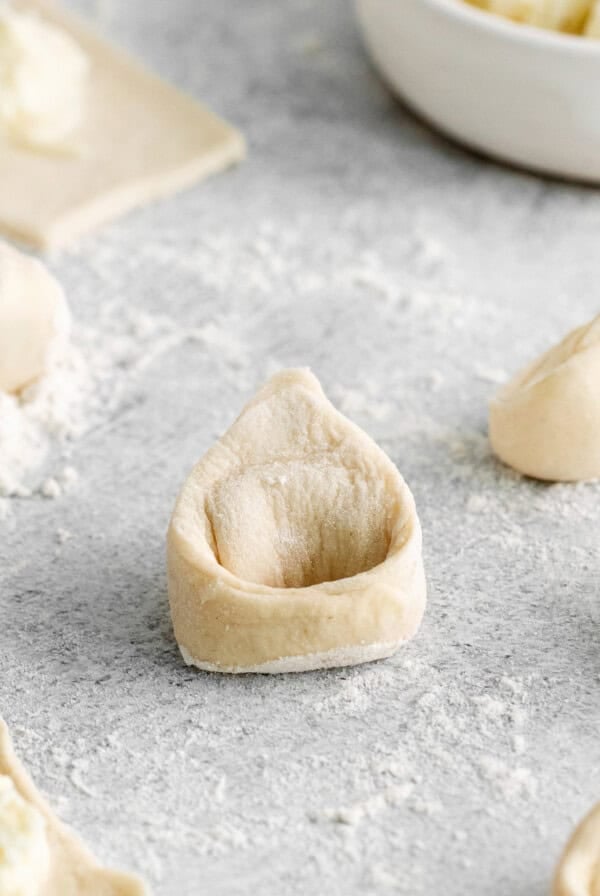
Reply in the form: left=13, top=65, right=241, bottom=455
left=179, top=640, right=404, bottom=675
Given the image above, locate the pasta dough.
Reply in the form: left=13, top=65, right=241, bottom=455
left=0, top=240, right=69, bottom=394
left=553, top=802, right=600, bottom=896
left=0, top=719, right=146, bottom=896
left=168, top=369, right=426, bottom=674
left=0, top=0, right=245, bottom=249
left=489, top=314, right=600, bottom=481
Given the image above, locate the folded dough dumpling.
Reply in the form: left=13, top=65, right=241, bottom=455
left=489, top=314, right=600, bottom=482
left=167, top=369, right=426, bottom=673
left=0, top=240, right=70, bottom=394
left=0, top=719, right=145, bottom=895
left=553, top=801, right=600, bottom=896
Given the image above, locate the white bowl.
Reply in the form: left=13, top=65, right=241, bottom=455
left=356, top=0, right=600, bottom=182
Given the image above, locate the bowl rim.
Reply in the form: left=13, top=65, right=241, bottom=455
left=421, top=0, right=600, bottom=54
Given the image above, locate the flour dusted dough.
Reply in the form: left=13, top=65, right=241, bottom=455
left=0, top=720, right=146, bottom=896
left=489, top=314, right=600, bottom=481
left=553, top=802, right=600, bottom=896
left=1, top=0, right=245, bottom=250
left=0, top=240, right=69, bottom=394
left=168, top=369, right=426, bottom=674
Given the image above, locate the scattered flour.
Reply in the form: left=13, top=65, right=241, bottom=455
left=512, top=735, right=527, bottom=756
left=39, top=478, right=62, bottom=499
left=312, top=678, right=371, bottom=716
left=40, top=467, right=79, bottom=500
left=0, top=303, right=247, bottom=501
left=0, top=345, right=91, bottom=497
left=7, top=219, right=589, bottom=890
left=318, top=783, right=436, bottom=828
left=321, top=793, right=388, bottom=826
left=477, top=757, right=538, bottom=801
left=473, top=364, right=508, bottom=385
left=466, top=493, right=490, bottom=514
left=331, top=381, right=393, bottom=423
left=347, top=253, right=397, bottom=302
left=70, top=758, right=99, bottom=799
left=472, top=694, right=507, bottom=721
left=303, top=657, right=537, bottom=857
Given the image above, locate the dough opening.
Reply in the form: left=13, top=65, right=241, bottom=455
left=204, top=459, right=395, bottom=589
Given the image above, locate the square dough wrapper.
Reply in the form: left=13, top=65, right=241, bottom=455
left=1, top=0, right=245, bottom=250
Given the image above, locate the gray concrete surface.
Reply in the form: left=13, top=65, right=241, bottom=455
left=1, top=1, right=599, bottom=893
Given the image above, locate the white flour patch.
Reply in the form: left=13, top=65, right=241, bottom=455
left=316, top=783, right=434, bottom=828
left=190, top=321, right=249, bottom=368
left=466, top=493, right=491, bottom=514
left=0, top=345, right=91, bottom=498
left=321, top=793, right=388, bottom=826
left=345, top=251, right=397, bottom=302
left=478, top=757, right=538, bottom=801
left=512, top=735, right=527, bottom=755
left=0, top=305, right=244, bottom=501
left=472, top=694, right=507, bottom=721
left=313, top=679, right=372, bottom=716
left=331, top=382, right=394, bottom=423
left=474, top=364, right=508, bottom=385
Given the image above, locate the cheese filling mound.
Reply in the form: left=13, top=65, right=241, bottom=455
left=0, top=3, right=89, bottom=151
left=0, top=774, right=50, bottom=896
left=466, top=0, right=600, bottom=36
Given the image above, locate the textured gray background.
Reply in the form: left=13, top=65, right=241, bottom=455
left=1, top=1, right=599, bottom=893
